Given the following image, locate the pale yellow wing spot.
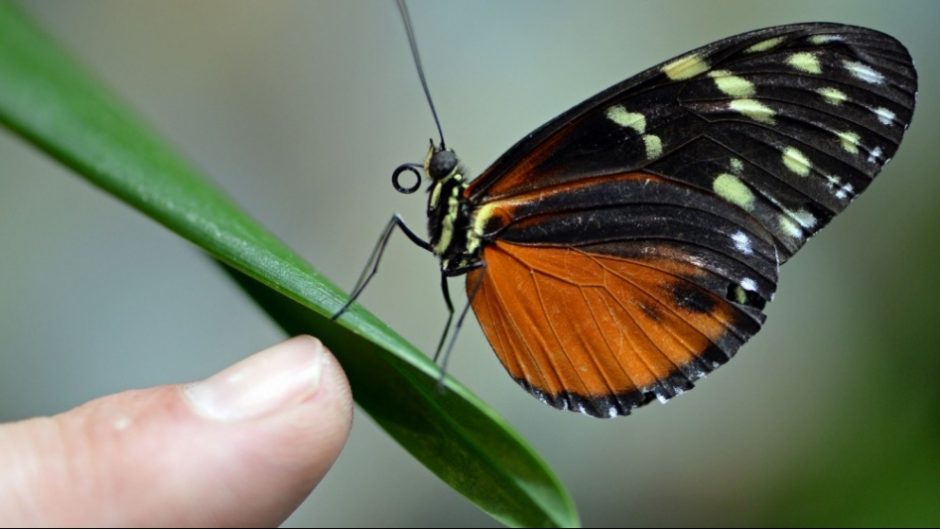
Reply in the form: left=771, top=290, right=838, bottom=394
left=745, top=36, right=785, bottom=53
left=713, top=173, right=755, bottom=211
left=817, top=87, right=847, bottom=105
left=779, top=215, right=802, bottom=238
left=709, top=70, right=756, bottom=98
left=835, top=131, right=861, bottom=154
left=782, top=146, right=812, bottom=177
left=662, top=53, right=710, bottom=80
left=642, top=134, right=663, bottom=159
left=605, top=105, right=646, bottom=133
left=787, top=52, right=822, bottom=74
left=728, top=99, right=776, bottom=124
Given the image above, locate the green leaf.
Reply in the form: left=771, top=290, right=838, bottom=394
left=0, top=4, right=579, bottom=528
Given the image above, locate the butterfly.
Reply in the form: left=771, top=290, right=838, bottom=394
left=337, top=18, right=917, bottom=418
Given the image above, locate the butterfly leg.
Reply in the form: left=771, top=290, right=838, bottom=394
left=332, top=213, right=432, bottom=320
left=435, top=263, right=486, bottom=391
left=432, top=273, right=454, bottom=364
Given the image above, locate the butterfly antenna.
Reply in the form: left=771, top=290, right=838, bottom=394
left=397, top=0, right=446, bottom=149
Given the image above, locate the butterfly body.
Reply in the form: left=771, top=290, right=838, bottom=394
left=348, top=21, right=916, bottom=418
left=424, top=153, right=480, bottom=274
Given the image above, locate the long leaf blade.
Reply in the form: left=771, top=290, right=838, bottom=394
left=0, top=4, right=578, bottom=527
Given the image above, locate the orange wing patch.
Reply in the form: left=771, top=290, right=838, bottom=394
left=468, top=241, right=758, bottom=417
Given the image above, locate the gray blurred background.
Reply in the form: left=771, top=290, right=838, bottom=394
left=2, top=1, right=938, bottom=526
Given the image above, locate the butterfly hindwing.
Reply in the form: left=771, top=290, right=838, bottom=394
left=465, top=23, right=916, bottom=416
left=468, top=175, right=775, bottom=416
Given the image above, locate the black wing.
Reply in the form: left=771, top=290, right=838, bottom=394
left=468, top=22, right=916, bottom=261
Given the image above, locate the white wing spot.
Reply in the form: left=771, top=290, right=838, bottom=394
left=817, top=87, right=847, bottom=105
left=746, top=36, right=785, bottom=53
left=643, top=134, right=663, bottom=159
left=689, top=363, right=708, bottom=379
left=730, top=158, right=744, bottom=173
left=808, top=34, right=843, bottom=44
left=787, top=52, right=822, bottom=74
left=713, top=173, right=756, bottom=211
left=789, top=208, right=818, bottom=229
left=836, top=130, right=862, bottom=155
left=873, top=107, right=897, bottom=126
left=709, top=70, right=756, bottom=98
left=825, top=175, right=855, bottom=201
left=844, top=60, right=885, bottom=84
left=782, top=146, right=812, bottom=177
left=728, top=99, right=776, bottom=124
left=867, top=146, right=884, bottom=164
left=607, top=406, right=619, bottom=418
left=606, top=105, right=646, bottom=133
left=731, top=230, right=753, bottom=255
left=662, top=53, right=710, bottom=80
left=741, top=277, right=758, bottom=291
left=835, top=183, right=855, bottom=200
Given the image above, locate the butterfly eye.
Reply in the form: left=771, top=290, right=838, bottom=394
left=392, top=163, right=423, bottom=194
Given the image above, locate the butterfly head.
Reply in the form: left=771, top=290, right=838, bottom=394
left=391, top=141, right=461, bottom=195
left=424, top=141, right=459, bottom=182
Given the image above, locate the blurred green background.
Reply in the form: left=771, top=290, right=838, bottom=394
left=1, top=1, right=938, bottom=526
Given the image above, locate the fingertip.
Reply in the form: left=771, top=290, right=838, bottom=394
left=0, top=336, right=355, bottom=527
left=245, top=335, right=354, bottom=478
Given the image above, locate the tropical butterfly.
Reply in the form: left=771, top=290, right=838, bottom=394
left=336, top=5, right=917, bottom=418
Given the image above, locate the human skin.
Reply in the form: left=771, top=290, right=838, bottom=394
left=0, top=336, right=353, bottom=527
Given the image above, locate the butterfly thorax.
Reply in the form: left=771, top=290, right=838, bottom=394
left=425, top=149, right=483, bottom=275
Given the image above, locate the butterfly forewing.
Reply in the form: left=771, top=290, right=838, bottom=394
left=465, top=23, right=916, bottom=416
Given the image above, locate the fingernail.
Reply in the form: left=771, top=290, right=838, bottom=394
left=184, top=336, right=324, bottom=422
